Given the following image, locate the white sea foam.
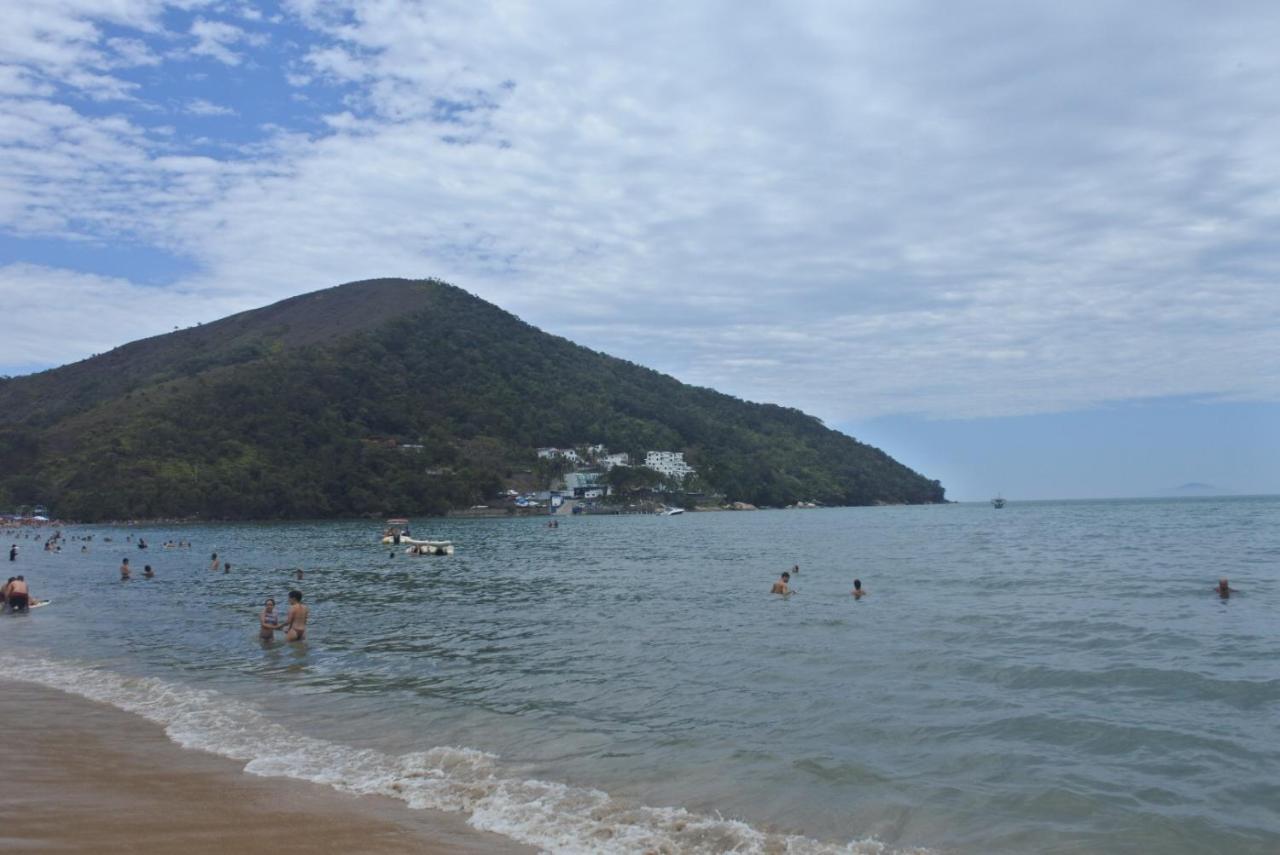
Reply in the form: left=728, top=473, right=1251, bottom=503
left=8, top=656, right=931, bottom=854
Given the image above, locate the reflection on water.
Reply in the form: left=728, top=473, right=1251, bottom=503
left=4, top=497, right=1280, bottom=854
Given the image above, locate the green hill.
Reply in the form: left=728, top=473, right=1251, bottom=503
left=0, top=278, right=945, bottom=520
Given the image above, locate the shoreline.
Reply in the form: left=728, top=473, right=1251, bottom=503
left=0, top=679, right=531, bottom=854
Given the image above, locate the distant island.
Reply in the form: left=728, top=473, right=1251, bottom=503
left=0, top=278, right=945, bottom=521
left=1166, top=482, right=1220, bottom=494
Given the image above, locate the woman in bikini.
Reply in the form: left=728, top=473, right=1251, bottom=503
left=283, top=590, right=308, bottom=641
left=259, top=598, right=281, bottom=641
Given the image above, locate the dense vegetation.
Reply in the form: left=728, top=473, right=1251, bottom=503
left=0, top=278, right=945, bottom=520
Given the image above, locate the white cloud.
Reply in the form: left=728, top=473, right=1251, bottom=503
left=183, top=97, right=235, bottom=116
left=1, top=1, right=1279, bottom=423
left=106, top=36, right=162, bottom=68
left=188, top=17, right=248, bottom=65
left=0, top=263, right=243, bottom=369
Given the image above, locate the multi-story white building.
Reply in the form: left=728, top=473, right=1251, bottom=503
left=600, top=452, right=630, bottom=470
left=644, top=451, right=696, bottom=479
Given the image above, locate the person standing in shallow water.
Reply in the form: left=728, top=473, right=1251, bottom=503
left=852, top=579, right=867, bottom=599
left=1216, top=578, right=1238, bottom=599
left=283, top=590, right=308, bottom=641
left=210, top=552, right=220, bottom=572
left=120, top=558, right=131, bottom=581
left=259, top=598, right=280, bottom=641
left=771, top=572, right=791, bottom=595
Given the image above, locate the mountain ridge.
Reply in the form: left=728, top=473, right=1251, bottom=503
left=0, top=278, right=945, bottom=520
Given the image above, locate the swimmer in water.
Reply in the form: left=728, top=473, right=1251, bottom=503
left=852, top=578, right=867, bottom=599
left=143, top=564, right=154, bottom=579
left=120, top=557, right=131, bottom=580
left=771, top=571, right=791, bottom=595
left=1216, top=578, right=1238, bottom=599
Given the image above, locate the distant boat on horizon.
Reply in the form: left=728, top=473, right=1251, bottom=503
left=991, top=496, right=1006, bottom=509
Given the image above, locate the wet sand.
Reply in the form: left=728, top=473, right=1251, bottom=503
left=0, top=680, right=531, bottom=854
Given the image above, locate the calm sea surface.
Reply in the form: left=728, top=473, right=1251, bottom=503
left=4, top=497, right=1278, bottom=853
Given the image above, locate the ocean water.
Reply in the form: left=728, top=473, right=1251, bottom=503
left=3, top=497, right=1278, bottom=854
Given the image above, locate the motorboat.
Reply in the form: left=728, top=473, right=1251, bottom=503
left=381, top=518, right=412, bottom=544
left=660, top=507, right=685, bottom=516
left=991, top=496, right=1006, bottom=509
left=403, top=538, right=454, bottom=556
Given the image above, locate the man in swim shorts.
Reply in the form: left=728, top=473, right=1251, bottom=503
left=120, top=557, right=131, bottom=580
left=771, top=572, right=791, bottom=595
left=284, top=590, right=308, bottom=641
left=7, top=576, right=30, bottom=612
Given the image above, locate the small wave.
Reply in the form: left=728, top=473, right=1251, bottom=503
left=9, top=656, right=931, bottom=855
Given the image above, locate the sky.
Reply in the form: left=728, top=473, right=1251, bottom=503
left=0, top=1, right=1277, bottom=501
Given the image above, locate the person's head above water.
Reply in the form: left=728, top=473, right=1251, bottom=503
left=781, top=572, right=790, bottom=581
left=853, top=579, right=862, bottom=590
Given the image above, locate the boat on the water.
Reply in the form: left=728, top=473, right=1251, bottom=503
left=991, top=496, right=1006, bottom=509
left=659, top=507, right=685, bottom=516
left=403, top=538, right=455, bottom=556
left=381, top=518, right=412, bottom=544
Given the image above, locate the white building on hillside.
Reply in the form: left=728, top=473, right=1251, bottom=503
left=601, top=452, right=630, bottom=470
left=644, top=451, right=695, bottom=479
left=537, top=447, right=581, bottom=463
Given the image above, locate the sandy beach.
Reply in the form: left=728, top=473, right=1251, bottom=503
left=0, top=680, right=531, bottom=854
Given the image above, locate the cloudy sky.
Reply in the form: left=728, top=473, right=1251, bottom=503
left=1, top=0, right=1277, bottom=499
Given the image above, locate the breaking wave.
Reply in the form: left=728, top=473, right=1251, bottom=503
left=9, top=655, right=930, bottom=854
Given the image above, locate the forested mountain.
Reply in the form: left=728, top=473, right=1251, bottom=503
left=0, top=278, right=945, bottom=520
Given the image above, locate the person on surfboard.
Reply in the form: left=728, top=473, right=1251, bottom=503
left=6, top=576, right=33, bottom=612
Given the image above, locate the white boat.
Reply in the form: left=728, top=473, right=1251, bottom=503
left=403, top=538, right=455, bottom=556
left=381, top=518, right=413, bottom=544
left=660, top=507, right=685, bottom=516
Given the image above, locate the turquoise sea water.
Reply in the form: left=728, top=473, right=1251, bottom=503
left=3, top=497, right=1278, bottom=853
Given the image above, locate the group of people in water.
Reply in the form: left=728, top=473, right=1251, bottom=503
left=769, top=565, right=869, bottom=598
left=8, top=532, right=312, bottom=642
left=769, top=566, right=1239, bottom=601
